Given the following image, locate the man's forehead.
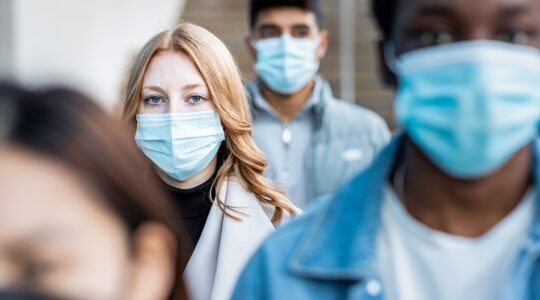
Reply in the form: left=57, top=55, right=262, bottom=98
left=255, top=7, right=318, bottom=28
left=397, top=0, right=538, bottom=14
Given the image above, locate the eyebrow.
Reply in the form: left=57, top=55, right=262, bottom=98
left=6, top=228, right=71, bottom=251
left=257, top=23, right=312, bottom=29
left=412, top=3, right=532, bottom=20
left=496, top=4, right=531, bottom=18
left=142, top=83, right=206, bottom=95
left=412, top=4, right=459, bottom=19
left=256, top=24, right=280, bottom=31
left=291, top=24, right=311, bottom=30
left=182, top=83, right=206, bottom=92
left=141, top=85, right=166, bottom=94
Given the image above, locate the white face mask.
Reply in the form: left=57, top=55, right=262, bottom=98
left=134, top=110, right=225, bottom=181
left=252, top=34, right=320, bottom=95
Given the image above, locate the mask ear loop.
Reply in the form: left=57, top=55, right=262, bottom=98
left=383, top=42, right=407, bottom=130
left=312, top=34, right=323, bottom=45
left=383, top=41, right=400, bottom=75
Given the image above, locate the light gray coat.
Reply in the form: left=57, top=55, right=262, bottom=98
left=247, top=79, right=391, bottom=203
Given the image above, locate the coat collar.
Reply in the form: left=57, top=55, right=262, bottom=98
left=184, top=177, right=276, bottom=300
left=288, top=134, right=540, bottom=280
left=245, top=76, right=333, bottom=130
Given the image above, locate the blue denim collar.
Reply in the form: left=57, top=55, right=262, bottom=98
left=529, top=138, right=540, bottom=241
left=288, top=134, right=540, bottom=280
left=287, top=135, right=404, bottom=280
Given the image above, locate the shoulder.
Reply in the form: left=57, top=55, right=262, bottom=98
left=232, top=198, right=332, bottom=296
left=260, top=197, right=328, bottom=252
left=221, top=176, right=254, bottom=202
left=219, top=176, right=267, bottom=219
left=221, top=176, right=302, bottom=223
left=325, top=97, right=389, bottom=134
left=316, top=77, right=388, bottom=136
left=320, top=98, right=391, bottom=151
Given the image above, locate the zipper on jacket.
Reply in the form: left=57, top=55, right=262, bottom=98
left=282, top=123, right=292, bottom=180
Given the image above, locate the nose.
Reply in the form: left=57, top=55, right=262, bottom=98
left=167, top=95, right=188, bottom=114
left=462, top=27, right=492, bottom=41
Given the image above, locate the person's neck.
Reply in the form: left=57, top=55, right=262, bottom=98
left=260, top=78, right=316, bottom=123
left=395, top=137, right=533, bottom=238
left=158, top=156, right=218, bottom=190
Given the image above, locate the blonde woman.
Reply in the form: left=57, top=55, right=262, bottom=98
left=122, top=22, right=298, bottom=300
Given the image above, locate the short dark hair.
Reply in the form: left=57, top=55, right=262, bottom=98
left=249, top=0, right=323, bottom=29
left=371, top=0, right=397, bottom=41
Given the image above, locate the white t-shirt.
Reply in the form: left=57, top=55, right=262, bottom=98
left=376, top=184, right=535, bottom=300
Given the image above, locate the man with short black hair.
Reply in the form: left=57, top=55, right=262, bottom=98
left=245, top=0, right=390, bottom=209
left=233, top=0, right=540, bottom=298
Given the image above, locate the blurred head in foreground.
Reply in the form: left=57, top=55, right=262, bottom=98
left=0, top=83, right=188, bottom=300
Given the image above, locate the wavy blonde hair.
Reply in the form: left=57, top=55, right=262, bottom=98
left=122, top=22, right=295, bottom=222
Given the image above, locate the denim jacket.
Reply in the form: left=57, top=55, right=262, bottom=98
left=232, top=135, right=540, bottom=300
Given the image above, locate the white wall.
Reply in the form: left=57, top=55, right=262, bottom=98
left=8, top=0, right=185, bottom=110
left=0, top=0, right=14, bottom=77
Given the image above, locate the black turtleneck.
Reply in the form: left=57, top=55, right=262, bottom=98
left=164, top=173, right=215, bottom=257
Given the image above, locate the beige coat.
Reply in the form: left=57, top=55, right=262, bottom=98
left=183, top=177, right=296, bottom=300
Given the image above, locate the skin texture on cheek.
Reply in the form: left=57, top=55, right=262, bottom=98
left=0, top=147, right=133, bottom=300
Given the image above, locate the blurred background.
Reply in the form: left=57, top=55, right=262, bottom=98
left=0, top=0, right=394, bottom=126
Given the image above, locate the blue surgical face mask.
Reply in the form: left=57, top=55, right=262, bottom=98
left=389, top=41, right=540, bottom=179
left=135, top=110, right=225, bottom=181
left=253, top=34, right=320, bottom=95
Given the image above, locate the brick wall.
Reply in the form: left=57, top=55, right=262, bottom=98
left=181, top=0, right=395, bottom=127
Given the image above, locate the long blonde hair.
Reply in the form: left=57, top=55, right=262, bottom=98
left=122, top=22, right=295, bottom=222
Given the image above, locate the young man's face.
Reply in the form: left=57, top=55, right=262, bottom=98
left=385, top=0, right=540, bottom=179
left=392, top=0, right=540, bottom=55
left=247, top=6, right=329, bottom=61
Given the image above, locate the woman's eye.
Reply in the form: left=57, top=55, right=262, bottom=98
left=188, top=95, right=205, bottom=104
left=418, top=30, right=454, bottom=47
left=496, top=30, right=530, bottom=44
left=144, top=96, right=164, bottom=105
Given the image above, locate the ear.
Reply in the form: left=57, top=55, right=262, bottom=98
left=245, top=35, right=258, bottom=62
left=376, top=39, right=398, bottom=88
left=316, top=29, right=329, bottom=60
left=126, top=222, right=178, bottom=300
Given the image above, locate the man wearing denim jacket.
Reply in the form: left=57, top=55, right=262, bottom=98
left=245, top=0, right=390, bottom=209
left=233, top=0, right=540, bottom=299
